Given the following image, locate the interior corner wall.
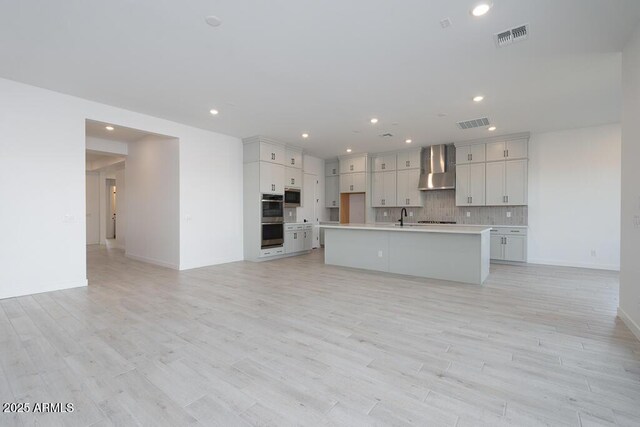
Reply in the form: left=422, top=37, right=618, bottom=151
left=527, top=123, right=621, bottom=270
left=0, top=77, right=244, bottom=299
left=620, top=23, right=640, bottom=340
left=126, top=136, right=180, bottom=268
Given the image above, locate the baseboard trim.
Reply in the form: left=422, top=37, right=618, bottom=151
left=179, top=256, right=244, bottom=271
left=527, top=258, right=620, bottom=271
left=618, top=307, right=640, bottom=342
left=125, top=253, right=179, bottom=270
left=0, top=279, right=88, bottom=300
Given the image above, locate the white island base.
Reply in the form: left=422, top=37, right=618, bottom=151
left=321, top=224, right=491, bottom=285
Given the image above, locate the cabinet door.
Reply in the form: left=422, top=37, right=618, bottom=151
left=285, top=167, right=302, bottom=189
left=340, top=156, right=366, bottom=174
left=303, top=229, right=312, bottom=250
left=340, top=174, right=351, bottom=193
left=397, top=169, right=421, bottom=206
left=325, top=161, right=339, bottom=176
left=397, top=149, right=421, bottom=170
left=373, top=154, right=397, bottom=172
left=485, top=161, right=506, bottom=205
left=505, top=160, right=527, bottom=205
left=284, top=231, right=295, bottom=254
left=286, top=149, right=303, bottom=169
left=504, top=236, right=526, bottom=261
left=456, top=164, right=470, bottom=206
left=260, top=142, right=286, bottom=165
left=468, top=163, right=486, bottom=206
left=352, top=172, right=366, bottom=192
left=469, top=144, right=486, bottom=163
left=383, top=171, right=397, bottom=207
left=260, top=162, right=274, bottom=194
left=505, top=139, right=528, bottom=160
left=372, top=172, right=384, bottom=207
left=271, top=164, right=285, bottom=194
left=490, top=235, right=505, bottom=260
left=325, top=175, right=339, bottom=207
left=456, top=146, right=471, bottom=165
left=486, top=141, right=506, bottom=162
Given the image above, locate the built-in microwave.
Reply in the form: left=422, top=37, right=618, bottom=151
left=284, top=188, right=301, bottom=208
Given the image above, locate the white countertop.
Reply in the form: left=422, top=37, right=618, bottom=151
left=320, top=223, right=491, bottom=235
left=374, top=222, right=528, bottom=229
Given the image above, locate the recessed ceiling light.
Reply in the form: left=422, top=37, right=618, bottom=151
left=471, top=3, right=492, bottom=17
left=302, top=133, right=309, bottom=139
left=473, top=95, right=484, bottom=102
left=105, top=126, right=114, bottom=131
left=370, top=118, right=379, bottom=124
left=346, top=148, right=352, bottom=153
left=488, top=126, right=497, bottom=131
left=209, top=109, right=219, bottom=115
left=205, top=15, right=222, bottom=27
left=405, top=139, right=412, bottom=144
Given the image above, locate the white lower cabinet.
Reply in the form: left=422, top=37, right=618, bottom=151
left=285, top=224, right=313, bottom=254
left=396, top=169, right=422, bottom=207
left=325, top=175, right=340, bottom=208
left=490, top=227, right=527, bottom=262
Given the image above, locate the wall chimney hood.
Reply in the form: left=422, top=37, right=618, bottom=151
left=418, top=144, right=456, bottom=191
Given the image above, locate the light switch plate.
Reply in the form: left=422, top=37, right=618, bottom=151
left=466, top=211, right=471, bottom=217
left=506, top=212, right=511, bottom=218
left=409, top=212, right=413, bottom=217
left=383, top=211, right=388, bottom=217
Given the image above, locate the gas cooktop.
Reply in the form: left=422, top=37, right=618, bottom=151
left=417, top=220, right=457, bottom=225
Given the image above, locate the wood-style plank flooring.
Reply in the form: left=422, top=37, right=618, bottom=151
left=1, top=245, right=639, bottom=426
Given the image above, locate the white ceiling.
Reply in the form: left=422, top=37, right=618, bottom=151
left=2, top=1, right=639, bottom=158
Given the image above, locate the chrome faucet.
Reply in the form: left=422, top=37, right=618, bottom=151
left=398, top=208, right=408, bottom=227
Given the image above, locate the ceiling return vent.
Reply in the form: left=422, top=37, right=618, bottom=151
left=456, top=117, right=490, bottom=130
left=495, top=24, right=529, bottom=47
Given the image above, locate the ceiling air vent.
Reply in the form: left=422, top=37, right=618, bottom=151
left=456, top=117, right=490, bottom=130
left=495, top=24, right=529, bottom=47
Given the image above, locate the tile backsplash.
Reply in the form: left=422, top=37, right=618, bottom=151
left=374, top=190, right=527, bottom=226
left=284, top=208, right=297, bottom=223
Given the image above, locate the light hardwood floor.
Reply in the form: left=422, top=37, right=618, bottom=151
left=1, top=246, right=639, bottom=426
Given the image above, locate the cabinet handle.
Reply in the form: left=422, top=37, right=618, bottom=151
left=506, top=195, right=509, bottom=203
left=291, top=158, right=295, bottom=165
left=350, top=165, right=354, bottom=171
left=350, top=184, right=354, bottom=191
left=406, top=161, right=410, bottom=167
left=332, top=201, right=335, bottom=206
left=271, top=153, right=276, bottom=160
left=272, top=184, right=275, bottom=191
left=304, top=232, right=306, bottom=238
left=406, top=198, right=410, bottom=205
left=292, top=178, right=295, bottom=185
left=467, top=196, right=470, bottom=203
left=468, top=153, right=472, bottom=161
left=506, top=149, right=509, bottom=157
left=470, top=196, right=473, bottom=204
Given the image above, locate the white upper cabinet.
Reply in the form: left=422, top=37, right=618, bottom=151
left=259, top=141, right=286, bottom=165
left=325, top=175, right=340, bottom=208
left=286, top=148, right=303, bottom=169
left=456, top=144, right=486, bottom=165
left=325, top=161, right=339, bottom=176
left=339, top=155, right=367, bottom=174
left=456, top=163, right=485, bottom=206
left=260, top=162, right=285, bottom=195
left=373, top=153, right=397, bottom=172
left=285, top=166, right=302, bottom=189
left=396, top=169, right=422, bottom=207
left=340, top=172, right=366, bottom=193
left=486, top=139, right=528, bottom=162
left=396, top=149, right=421, bottom=170
left=485, top=159, right=527, bottom=205
left=372, top=171, right=397, bottom=207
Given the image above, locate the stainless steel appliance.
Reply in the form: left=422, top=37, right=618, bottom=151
left=284, top=188, right=301, bottom=208
left=418, top=144, right=456, bottom=190
left=261, top=194, right=284, bottom=248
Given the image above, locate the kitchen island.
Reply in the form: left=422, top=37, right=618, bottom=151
left=320, top=223, right=491, bottom=284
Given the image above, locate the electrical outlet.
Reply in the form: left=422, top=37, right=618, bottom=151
left=409, top=212, right=413, bottom=217
left=383, top=211, right=388, bottom=217
left=378, top=250, right=383, bottom=258
left=466, top=211, right=471, bottom=217
left=506, top=211, right=511, bottom=218
left=289, top=211, right=293, bottom=216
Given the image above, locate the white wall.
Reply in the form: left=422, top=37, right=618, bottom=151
left=0, top=77, right=243, bottom=299
left=126, top=136, right=180, bottom=268
left=528, top=124, right=621, bottom=270
left=86, top=172, right=100, bottom=244
left=179, top=134, right=244, bottom=269
left=620, top=23, right=640, bottom=339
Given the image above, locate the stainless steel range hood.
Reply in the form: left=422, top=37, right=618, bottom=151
left=418, top=144, right=456, bottom=191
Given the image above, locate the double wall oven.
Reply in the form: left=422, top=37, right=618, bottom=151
left=261, top=194, right=284, bottom=248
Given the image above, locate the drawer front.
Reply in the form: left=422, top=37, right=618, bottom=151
left=260, top=247, right=284, bottom=257
left=491, top=227, right=527, bottom=236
